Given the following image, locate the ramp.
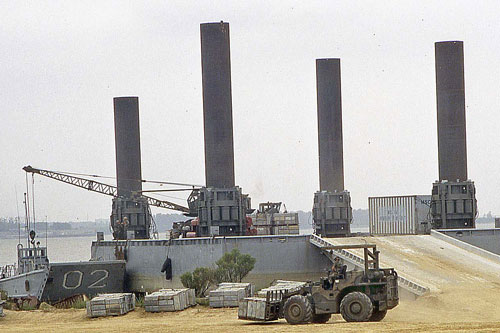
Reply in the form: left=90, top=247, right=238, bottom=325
left=311, top=233, right=500, bottom=301
left=309, top=234, right=429, bottom=298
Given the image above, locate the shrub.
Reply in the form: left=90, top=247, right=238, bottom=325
left=215, top=248, right=256, bottom=283
left=180, top=249, right=256, bottom=296
left=180, top=267, right=216, bottom=297
left=71, top=299, right=87, bottom=309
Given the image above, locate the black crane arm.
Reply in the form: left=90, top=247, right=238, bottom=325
left=141, top=196, right=189, bottom=213
left=22, top=165, right=190, bottom=213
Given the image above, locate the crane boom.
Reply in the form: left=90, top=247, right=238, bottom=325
left=23, top=165, right=190, bottom=213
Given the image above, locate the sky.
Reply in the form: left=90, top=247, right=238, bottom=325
left=1, top=1, right=500, bottom=221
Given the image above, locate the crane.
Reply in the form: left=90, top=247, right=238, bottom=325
left=22, top=165, right=191, bottom=213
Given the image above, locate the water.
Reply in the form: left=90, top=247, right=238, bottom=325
left=2, top=224, right=489, bottom=267
left=1, top=227, right=371, bottom=267
left=0, top=236, right=97, bottom=266
left=300, top=226, right=369, bottom=235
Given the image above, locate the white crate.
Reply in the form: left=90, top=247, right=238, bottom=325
left=144, top=288, right=195, bottom=312
left=257, top=280, right=306, bottom=297
left=238, top=297, right=268, bottom=320
left=209, top=283, right=254, bottom=308
left=87, top=293, right=135, bottom=318
left=217, top=283, right=253, bottom=296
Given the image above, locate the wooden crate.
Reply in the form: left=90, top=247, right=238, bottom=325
left=209, top=282, right=254, bottom=308
left=257, top=280, right=306, bottom=297
left=86, top=293, right=135, bottom=318
left=144, top=288, right=195, bottom=312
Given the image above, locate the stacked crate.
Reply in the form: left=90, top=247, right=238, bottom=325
left=257, top=280, right=306, bottom=297
left=144, top=288, right=195, bottom=312
left=239, top=281, right=302, bottom=321
left=253, top=214, right=273, bottom=235
left=272, top=213, right=300, bottom=235
left=218, top=282, right=254, bottom=296
left=86, top=293, right=135, bottom=318
left=252, top=212, right=299, bottom=235
left=238, top=297, right=279, bottom=321
left=209, top=282, right=254, bottom=308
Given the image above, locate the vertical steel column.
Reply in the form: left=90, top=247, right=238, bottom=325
left=113, top=96, right=143, bottom=197
left=316, top=58, right=344, bottom=192
left=435, top=41, right=468, bottom=182
left=200, top=22, right=235, bottom=188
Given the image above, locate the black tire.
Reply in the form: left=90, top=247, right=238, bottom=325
left=340, top=292, right=373, bottom=322
left=283, top=295, right=313, bottom=325
left=311, top=313, right=331, bottom=323
left=369, top=309, right=387, bottom=322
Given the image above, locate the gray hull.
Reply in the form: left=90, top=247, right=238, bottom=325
left=42, top=260, right=126, bottom=303
left=0, top=269, right=48, bottom=300
left=91, top=235, right=331, bottom=292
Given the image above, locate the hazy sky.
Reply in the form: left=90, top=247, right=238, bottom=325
left=2, top=1, right=500, bottom=221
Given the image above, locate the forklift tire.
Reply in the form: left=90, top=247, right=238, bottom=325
left=311, top=313, right=331, bottom=323
left=340, top=292, right=373, bottom=322
left=283, top=295, right=312, bottom=324
left=369, top=309, right=387, bottom=322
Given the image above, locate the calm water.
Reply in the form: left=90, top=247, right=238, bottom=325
left=6, top=224, right=492, bottom=267
left=0, top=236, right=97, bottom=266
left=0, top=228, right=370, bottom=267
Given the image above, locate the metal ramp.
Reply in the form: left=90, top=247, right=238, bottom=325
left=309, top=234, right=429, bottom=297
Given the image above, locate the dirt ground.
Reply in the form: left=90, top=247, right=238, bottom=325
left=2, top=295, right=500, bottom=333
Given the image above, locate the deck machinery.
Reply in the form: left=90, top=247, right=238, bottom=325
left=112, top=96, right=151, bottom=239
left=192, top=22, right=252, bottom=237
left=313, top=59, right=352, bottom=237
left=431, top=41, right=477, bottom=229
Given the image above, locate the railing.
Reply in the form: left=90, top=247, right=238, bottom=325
left=0, top=264, right=17, bottom=279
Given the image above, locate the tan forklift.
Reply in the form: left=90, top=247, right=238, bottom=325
left=238, top=244, right=399, bottom=324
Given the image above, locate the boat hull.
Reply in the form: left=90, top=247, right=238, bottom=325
left=41, top=260, right=126, bottom=303
left=0, top=269, right=48, bottom=300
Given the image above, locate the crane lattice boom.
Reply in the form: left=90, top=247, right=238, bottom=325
left=23, top=165, right=190, bottom=213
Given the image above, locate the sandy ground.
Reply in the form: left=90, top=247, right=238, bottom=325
left=2, top=304, right=500, bottom=333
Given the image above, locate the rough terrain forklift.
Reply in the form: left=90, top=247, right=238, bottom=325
left=238, top=244, right=399, bottom=324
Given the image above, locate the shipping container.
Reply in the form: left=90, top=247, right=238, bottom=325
left=369, top=195, right=432, bottom=235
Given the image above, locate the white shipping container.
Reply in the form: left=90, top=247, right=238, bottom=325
left=369, top=195, right=432, bottom=235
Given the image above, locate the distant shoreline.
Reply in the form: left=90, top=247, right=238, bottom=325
left=0, top=232, right=112, bottom=240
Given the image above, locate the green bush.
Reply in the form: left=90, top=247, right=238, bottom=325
left=180, top=267, right=216, bottom=297
left=71, top=299, right=87, bottom=309
left=215, top=248, right=256, bottom=283
left=135, top=295, right=144, bottom=308
left=180, top=249, right=256, bottom=297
